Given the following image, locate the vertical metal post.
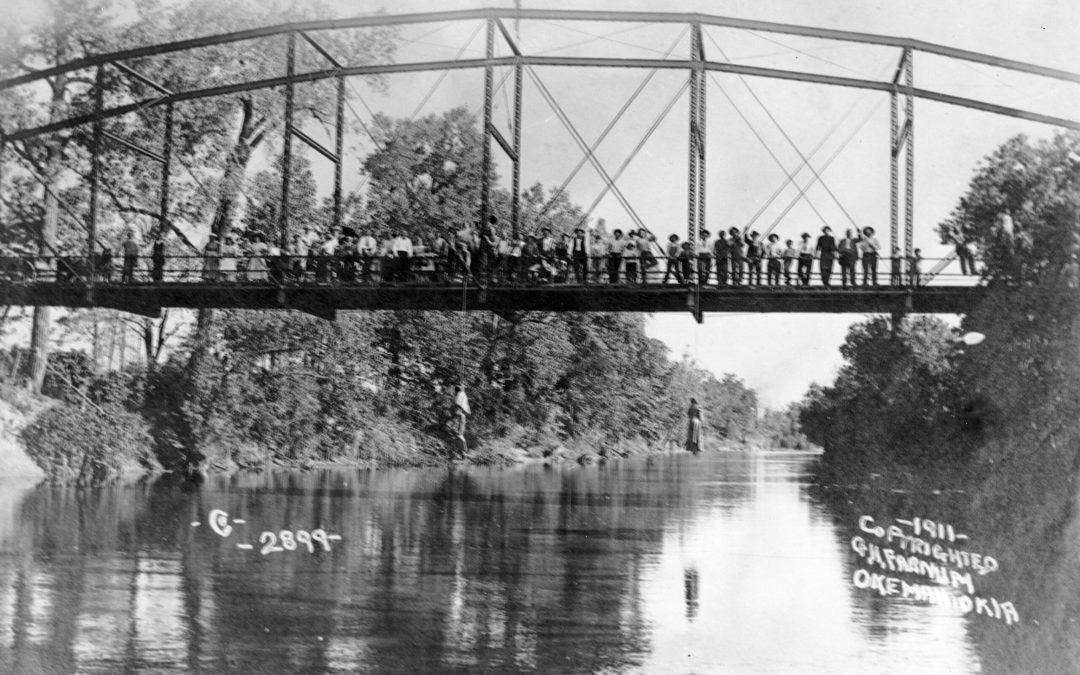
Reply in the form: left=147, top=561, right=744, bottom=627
left=903, top=50, right=915, bottom=261
left=87, top=66, right=105, bottom=287
left=889, top=89, right=898, bottom=261
left=695, top=24, right=707, bottom=237
left=511, top=59, right=523, bottom=239
left=688, top=24, right=703, bottom=323
left=480, top=18, right=495, bottom=230
left=158, top=103, right=174, bottom=239
left=687, top=25, right=699, bottom=254
left=0, top=138, right=5, bottom=231
left=333, top=75, right=346, bottom=231
left=280, top=32, right=296, bottom=251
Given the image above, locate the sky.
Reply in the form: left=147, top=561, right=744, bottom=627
left=6, top=0, right=1080, bottom=408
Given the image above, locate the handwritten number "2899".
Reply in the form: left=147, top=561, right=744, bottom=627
left=259, top=529, right=333, bottom=555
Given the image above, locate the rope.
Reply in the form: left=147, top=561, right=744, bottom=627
left=459, top=270, right=467, bottom=383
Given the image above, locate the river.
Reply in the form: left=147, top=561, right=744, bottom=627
left=0, top=451, right=1064, bottom=673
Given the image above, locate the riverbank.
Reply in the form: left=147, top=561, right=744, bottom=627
left=0, top=385, right=48, bottom=480
left=0, top=380, right=780, bottom=481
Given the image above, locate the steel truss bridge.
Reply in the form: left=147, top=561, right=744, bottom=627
left=1, top=8, right=1077, bottom=321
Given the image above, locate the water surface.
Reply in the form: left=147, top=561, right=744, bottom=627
left=0, top=452, right=1045, bottom=672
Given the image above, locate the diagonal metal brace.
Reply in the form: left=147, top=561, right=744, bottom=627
left=112, top=61, right=173, bottom=95
left=289, top=125, right=340, bottom=163
left=891, top=118, right=911, bottom=157
left=299, top=31, right=344, bottom=69
left=486, top=122, right=518, bottom=162
left=494, top=18, right=522, bottom=56
left=102, top=130, right=166, bottom=163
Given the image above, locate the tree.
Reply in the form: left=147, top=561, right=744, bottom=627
left=0, top=0, right=122, bottom=392
left=799, top=316, right=967, bottom=470
left=937, top=131, right=1080, bottom=282
left=363, top=107, right=489, bottom=238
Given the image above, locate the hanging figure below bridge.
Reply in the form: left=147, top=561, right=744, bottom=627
left=686, top=398, right=703, bottom=455
left=452, top=384, right=470, bottom=458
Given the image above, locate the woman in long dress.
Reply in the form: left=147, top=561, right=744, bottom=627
left=219, top=236, right=238, bottom=282
left=686, top=398, right=702, bottom=454
left=247, top=234, right=269, bottom=282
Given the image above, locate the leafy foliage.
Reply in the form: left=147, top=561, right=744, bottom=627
left=937, top=131, right=1080, bottom=282
left=22, top=402, right=153, bottom=485
left=807, top=131, right=1080, bottom=474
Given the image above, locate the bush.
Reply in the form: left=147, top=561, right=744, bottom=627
left=22, top=403, right=155, bottom=485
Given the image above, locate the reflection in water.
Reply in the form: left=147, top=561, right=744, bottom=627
left=0, top=452, right=1064, bottom=672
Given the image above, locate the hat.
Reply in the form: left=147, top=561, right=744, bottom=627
left=574, top=227, right=584, bottom=233
left=700, top=229, right=710, bottom=237
left=801, top=232, right=810, bottom=238
left=822, top=226, right=832, bottom=233
left=768, top=234, right=779, bottom=242
left=669, top=234, right=679, bottom=242
left=863, top=226, right=875, bottom=235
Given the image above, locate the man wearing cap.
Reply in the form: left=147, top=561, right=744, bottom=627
left=662, top=234, right=682, bottom=284
left=622, top=235, right=640, bottom=285
left=765, top=233, right=783, bottom=287
left=589, top=230, right=606, bottom=283
left=697, top=229, right=713, bottom=285
left=797, top=233, right=814, bottom=286
left=728, top=227, right=746, bottom=286
left=607, top=229, right=625, bottom=284
left=121, top=230, right=141, bottom=283
left=816, top=226, right=837, bottom=287
left=712, top=231, right=729, bottom=287
left=571, top=227, right=589, bottom=284
left=782, top=238, right=797, bottom=286
left=390, top=229, right=414, bottom=282
left=838, top=228, right=860, bottom=289
left=745, top=230, right=764, bottom=286
left=357, top=229, right=378, bottom=283
left=638, top=229, right=659, bottom=284
left=858, top=226, right=880, bottom=286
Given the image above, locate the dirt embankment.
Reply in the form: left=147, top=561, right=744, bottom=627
left=0, top=386, right=50, bottom=480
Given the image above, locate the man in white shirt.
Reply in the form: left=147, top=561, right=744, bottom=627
left=390, top=230, right=413, bottom=282
left=858, top=226, right=880, bottom=286
left=696, top=229, right=713, bottom=285
left=357, top=230, right=378, bottom=282
left=797, top=232, right=815, bottom=286
left=590, top=230, right=608, bottom=283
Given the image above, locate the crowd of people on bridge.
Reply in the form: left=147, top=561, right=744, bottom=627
left=192, top=219, right=958, bottom=289
left=3, top=217, right=985, bottom=289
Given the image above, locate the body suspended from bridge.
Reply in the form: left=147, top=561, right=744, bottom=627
left=686, top=398, right=703, bottom=455
left=453, top=384, right=470, bottom=458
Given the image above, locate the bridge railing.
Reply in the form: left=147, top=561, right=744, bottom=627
left=0, top=254, right=984, bottom=289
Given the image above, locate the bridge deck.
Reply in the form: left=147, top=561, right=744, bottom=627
left=0, top=282, right=988, bottom=319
